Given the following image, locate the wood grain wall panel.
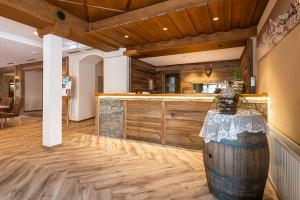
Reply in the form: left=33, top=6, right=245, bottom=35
left=240, top=44, right=251, bottom=93
left=130, top=59, right=156, bottom=92
left=125, top=100, right=162, bottom=143
left=164, top=101, right=211, bottom=149
left=156, top=60, right=240, bottom=93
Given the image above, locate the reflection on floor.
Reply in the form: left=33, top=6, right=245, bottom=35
left=0, top=117, right=278, bottom=200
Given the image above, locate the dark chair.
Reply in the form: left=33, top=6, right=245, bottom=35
left=0, top=97, right=21, bottom=128
left=0, top=97, right=13, bottom=112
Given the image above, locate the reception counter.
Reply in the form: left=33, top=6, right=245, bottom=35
left=96, top=94, right=267, bottom=149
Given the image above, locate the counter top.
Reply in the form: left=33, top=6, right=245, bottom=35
left=96, top=93, right=268, bottom=103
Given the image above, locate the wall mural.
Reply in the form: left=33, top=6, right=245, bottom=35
left=257, top=0, right=300, bottom=60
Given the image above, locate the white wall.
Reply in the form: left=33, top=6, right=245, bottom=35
left=69, top=50, right=104, bottom=121
left=103, top=55, right=129, bottom=93
left=24, top=70, right=43, bottom=111
left=68, top=48, right=129, bottom=121
left=78, top=57, right=98, bottom=120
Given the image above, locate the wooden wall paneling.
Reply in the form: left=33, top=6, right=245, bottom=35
left=125, top=100, right=162, bottom=143
left=164, top=101, right=212, bottom=149
left=240, top=39, right=252, bottom=93
left=220, top=0, right=232, bottom=31
left=240, top=0, right=258, bottom=28
left=207, top=1, right=221, bottom=31
left=156, top=60, right=240, bottom=93
left=167, top=9, right=198, bottom=37
left=130, top=59, right=156, bottom=92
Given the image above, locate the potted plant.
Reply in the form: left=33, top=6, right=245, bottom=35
left=213, top=86, right=247, bottom=115
left=232, top=66, right=245, bottom=94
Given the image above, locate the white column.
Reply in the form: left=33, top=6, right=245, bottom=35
left=103, top=50, right=130, bottom=93
left=42, top=34, right=62, bottom=147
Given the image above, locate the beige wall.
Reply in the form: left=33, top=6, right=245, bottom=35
left=257, top=24, right=300, bottom=145
left=24, top=70, right=43, bottom=111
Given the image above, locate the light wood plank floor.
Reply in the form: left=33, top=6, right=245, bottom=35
left=0, top=117, right=278, bottom=200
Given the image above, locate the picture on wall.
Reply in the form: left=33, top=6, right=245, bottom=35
left=257, top=0, right=300, bottom=60
left=62, top=76, right=72, bottom=97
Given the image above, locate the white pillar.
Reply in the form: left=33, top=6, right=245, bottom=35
left=103, top=53, right=129, bottom=93
left=42, top=34, right=62, bottom=147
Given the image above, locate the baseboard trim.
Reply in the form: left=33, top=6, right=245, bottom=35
left=42, top=144, right=63, bottom=150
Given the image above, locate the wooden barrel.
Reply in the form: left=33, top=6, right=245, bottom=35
left=203, top=132, right=269, bottom=200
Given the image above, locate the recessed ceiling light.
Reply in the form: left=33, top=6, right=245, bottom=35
left=124, top=35, right=129, bottom=38
left=163, top=27, right=168, bottom=31
left=213, top=17, right=219, bottom=21
left=33, top=31, right=38, bottom=36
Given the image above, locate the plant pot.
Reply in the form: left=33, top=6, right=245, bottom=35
left=217, top=97, right=238, bottom=115
left=232, top=80, right=245, bottom=94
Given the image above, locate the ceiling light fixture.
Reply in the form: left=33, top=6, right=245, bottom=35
left=124, top=35, right=129, bottom=38
left=163, top=27, right=168, bottom=31
left=33, top=31, right=38, bottom=36
left=213, top=17, right=219, bottom=21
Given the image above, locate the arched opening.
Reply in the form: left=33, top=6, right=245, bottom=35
left=78, top=55, right=103, bottom=120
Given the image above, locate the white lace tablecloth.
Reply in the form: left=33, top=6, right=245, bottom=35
left=200, top=109, right=268, bottom=143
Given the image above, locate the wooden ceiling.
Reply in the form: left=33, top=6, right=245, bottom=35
left=45, top=0, right=167, bottom=22
left=0, top=0, right=269, bottom=57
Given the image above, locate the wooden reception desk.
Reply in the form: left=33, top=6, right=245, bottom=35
left=96, top=94, right=267, bottom=150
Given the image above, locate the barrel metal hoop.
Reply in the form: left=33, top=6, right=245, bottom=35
left=210, top=184, right=262, bottom=200
left=218, top=139, right=268, bottom=148
left=207, top=169, right=267, bottom=185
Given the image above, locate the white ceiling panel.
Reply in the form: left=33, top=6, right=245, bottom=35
left=140, top=47, right=245, bottom=66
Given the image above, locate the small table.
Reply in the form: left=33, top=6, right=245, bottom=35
left=0, top=105, right=9, bottom=129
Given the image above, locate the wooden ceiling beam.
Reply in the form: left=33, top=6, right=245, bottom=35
left=89, top=0, right=215, bottom=32
left=0, top=0, right=88, bottom=31
left=0, top=0, right=118, bottom=51
left=124, top=27, right=257, bottom=58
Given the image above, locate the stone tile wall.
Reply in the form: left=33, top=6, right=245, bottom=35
left=99, top=99, right=124, bottom=138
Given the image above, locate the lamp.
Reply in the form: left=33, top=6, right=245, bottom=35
left=204, top=65, right=213, bottom=77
